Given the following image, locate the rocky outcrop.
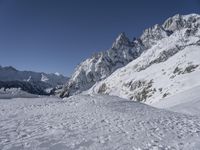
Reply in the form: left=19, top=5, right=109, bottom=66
left=89, top=14, right=200, bottom=104
left=60, top=33, right=145, bottom=97
left=61, top=13, right=200, bottom=98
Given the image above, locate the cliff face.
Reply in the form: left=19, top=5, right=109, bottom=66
left=90, top=14, right=200, bottom=104
left=60, top=33, right=145, bottom=97
left=61, top=14, right=200, bottom=99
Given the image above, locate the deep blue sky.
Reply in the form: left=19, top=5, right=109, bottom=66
left=0, top=0, right=199, bottom=76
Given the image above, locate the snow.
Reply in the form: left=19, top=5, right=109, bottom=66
left=182, top=13, right=200, bottom=22
left=1, top=13, right=200, bottom=150
left=24, top=76, right=31, bottom=82
left=0, top=95, right=200, bottom=149
left=60, top=32, right=145, bottom=97
left=89, top=28, right=200, bottom=104
left=61, top=13, right=200, bottom=99
left=54, top=72, right=60, bottom=76
left=153, top=86, right=200, bottom=116
left=0, top=66, right=68, bottom=88
left=0, top=88, right=39, bottom=99
left=41, top=74, right=49, bottom=82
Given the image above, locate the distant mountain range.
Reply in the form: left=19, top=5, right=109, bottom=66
left=0, top=66, right=68, bottom=95
left=1, top=13, right=199, bottom=103
left=60, top=13, right=200, bottom=105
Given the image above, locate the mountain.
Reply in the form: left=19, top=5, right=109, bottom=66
left=88, top=13, right=200, bottom=104
left=0, top=66, right=68, bottom=87
left=60, top=33, right=145, bottom=97
left=0, top=66, right=69, bottom=95
left=60, top=13, right=200, bottom=100
left=0, top=80, right=49, bottom=96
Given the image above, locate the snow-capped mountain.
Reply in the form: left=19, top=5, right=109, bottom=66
left=60, top=33, right=145, bottom=97
left=61, top=13, right=200, bottom=103
left=0, top=66, right=68, bottom=87
left=89, top=13, right=200, bottom=104
left=0, top=66, right=68, bottom=95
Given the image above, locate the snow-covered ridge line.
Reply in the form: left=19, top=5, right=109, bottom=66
left=60, top=13, right=200, bottom=98
left=89, top=21, right=200, bottom=104
left=0, top=65, right=68, bottom=88
left=60, top=32, right=145, bottom=97
left=0, top=66, right=69, bottom=96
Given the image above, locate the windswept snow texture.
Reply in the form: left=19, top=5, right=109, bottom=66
left=153, top=86, right=200, bottom=116
left=1, top=95, right=200, bottom=150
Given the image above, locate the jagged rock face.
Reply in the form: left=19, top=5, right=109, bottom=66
left=90, top=14, right=200, bottom=104
left=162, top=14, right=200, bottom=32
left=60, top=33, right=145, bottom=97
left=163, top=14, right=185, bottom=31
left=140, top=24, right=169, bottom=48
left=140, top=14, right=200, bottom=48
left=61, top=13, right=200, bottom=98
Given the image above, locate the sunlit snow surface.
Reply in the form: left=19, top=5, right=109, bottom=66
left=0, top=95, right=200, bottom=150
left=153, top=86, right=200, bottom=116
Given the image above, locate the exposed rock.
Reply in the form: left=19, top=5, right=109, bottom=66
left=60, top=33, right=145, bottom=97
left=61, top=13, right=200, bottom=99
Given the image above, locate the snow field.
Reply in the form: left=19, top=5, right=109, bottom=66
left=0, top=95, right=200, bottom=149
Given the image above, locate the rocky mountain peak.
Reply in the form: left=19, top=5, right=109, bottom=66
left=112, top=32, right=131, bottom=49
left=140, top=24, right=169, bottom=48
left=162, top=13, right=200, bottom=32
left=60, top=31, right=145, bottom=97
left=162, top=14, right=184, bottom=31
left=2, top=66, right=18, bottom=72
left=60, top=13, right=200, bottom=98
left=90, top=13, right=200, bottom=104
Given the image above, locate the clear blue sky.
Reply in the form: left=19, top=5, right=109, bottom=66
left=0, top=0, right=199, bottom=76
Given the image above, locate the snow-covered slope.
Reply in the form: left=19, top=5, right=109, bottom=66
left=1, top=95, right=200, bottom=149
left=61, top=13, right=200, bottom=98
left=88, top=13, right=200, bottom=104
left=60, top=33, right=145, bottom=97
left=153, top=86, right=200, bottom=115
